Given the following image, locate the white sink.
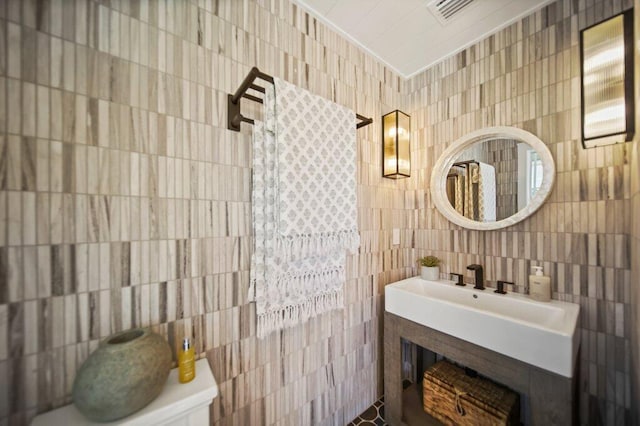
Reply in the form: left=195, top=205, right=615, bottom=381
left=385, top=277, right=580, bottom=377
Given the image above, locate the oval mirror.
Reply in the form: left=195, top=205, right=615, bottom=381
left=431, top=127, right=555, bottom=231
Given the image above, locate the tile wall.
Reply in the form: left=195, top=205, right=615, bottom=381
left=482, top=139, right=519, bottom=220
left=630, top=0, right=640, bottom=423
left=0, top=0, right=410, bottom=424
left=406, top=0, right=636, bottom=424
left=1, top=0, right=638, bottom=425
left=631, top=136, right=639, bottom=424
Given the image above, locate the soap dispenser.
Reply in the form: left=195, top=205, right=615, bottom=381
left=529, top=266, right=551, bottom=302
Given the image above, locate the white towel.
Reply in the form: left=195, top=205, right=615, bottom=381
left=477, top=162, right=496, bottom=221
left=249, top=77, right=360, bottom=338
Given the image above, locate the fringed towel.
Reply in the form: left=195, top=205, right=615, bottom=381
left=249, top=77, right=360, bottom=338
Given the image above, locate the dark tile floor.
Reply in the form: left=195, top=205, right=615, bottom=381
left=347, top=397, right=387, bottom=426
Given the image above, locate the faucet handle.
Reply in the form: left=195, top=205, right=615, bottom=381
left=450, top=273, right=464, bottom=286
left=495, top=280, right=514, bottom=294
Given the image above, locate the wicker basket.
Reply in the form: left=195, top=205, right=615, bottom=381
left=423, top=360, right=520, bottom=426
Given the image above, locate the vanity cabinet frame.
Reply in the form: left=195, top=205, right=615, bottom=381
left=384, top=312, right=577, bottom=425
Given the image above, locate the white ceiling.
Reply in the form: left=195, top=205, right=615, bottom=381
left=292, top=0, right=555, bottom=78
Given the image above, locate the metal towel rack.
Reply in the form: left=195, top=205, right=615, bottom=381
left=227, top=67, right=373, bottom=132
left=452, top=160, right=479, bottom=168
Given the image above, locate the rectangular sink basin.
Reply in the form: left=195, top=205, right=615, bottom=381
left=385, top=277, right=580, bottom=377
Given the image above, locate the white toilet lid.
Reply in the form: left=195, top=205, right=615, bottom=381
left=31, top=358, right=218, bottom=426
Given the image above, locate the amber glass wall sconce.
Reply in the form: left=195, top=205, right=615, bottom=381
left=382, top=110, right=411, bottom=178
left=580, top=9, right=635, bottom=148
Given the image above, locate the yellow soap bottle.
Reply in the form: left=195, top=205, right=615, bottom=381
left=178, top=337, right=196, bottom=383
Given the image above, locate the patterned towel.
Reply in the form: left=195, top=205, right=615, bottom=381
left=249, top=78, right=360, bottom=338
left=454, top=172, right=465, bottom=216
left=464, top=162, right=496, bottom=221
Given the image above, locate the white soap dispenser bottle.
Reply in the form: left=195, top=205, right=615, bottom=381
left=529, top=266, right=551, bottom=302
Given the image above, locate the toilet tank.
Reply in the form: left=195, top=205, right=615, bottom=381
left=32, top=358, right=218, bottom=426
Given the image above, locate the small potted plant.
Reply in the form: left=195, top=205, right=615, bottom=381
left=418, top=255, right=441, bottom=281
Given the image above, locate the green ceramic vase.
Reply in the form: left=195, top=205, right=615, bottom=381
left=72, top=328, right=172, bottom=422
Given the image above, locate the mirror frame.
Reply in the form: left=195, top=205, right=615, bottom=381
left=430, top=126, right=555, bottom=231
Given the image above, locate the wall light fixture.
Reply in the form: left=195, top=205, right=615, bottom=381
left=382, top=110, right=411, bottom=178
left=580, top=9, right=635, bottom=148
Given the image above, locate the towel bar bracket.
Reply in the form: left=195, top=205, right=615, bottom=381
left=356, top=114, right=373, bottom=129
left=228, top=67, right=273, bottom=132
left=228, top=94, right=243, bottom=132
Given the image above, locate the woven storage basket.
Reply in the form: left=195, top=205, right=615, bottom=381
left=423, top=360, right=519, bottom=426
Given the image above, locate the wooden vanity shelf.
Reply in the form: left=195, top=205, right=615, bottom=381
left=384, top=312, right=578, bottom=425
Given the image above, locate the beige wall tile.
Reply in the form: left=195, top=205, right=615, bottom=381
left=1, top=0, right=635, bottom=424
left=407, top=1, right=635, bottom=422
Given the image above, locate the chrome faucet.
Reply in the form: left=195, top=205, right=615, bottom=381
left=466, top=264, right=484, bottom=290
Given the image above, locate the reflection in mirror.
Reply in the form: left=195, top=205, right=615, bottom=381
left=430, top=127, right=555, bottom=231
left=444, top=139, right=545, bottom=222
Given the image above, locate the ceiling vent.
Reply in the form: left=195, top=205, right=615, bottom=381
left=427, top=0, right=475, bottom=25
